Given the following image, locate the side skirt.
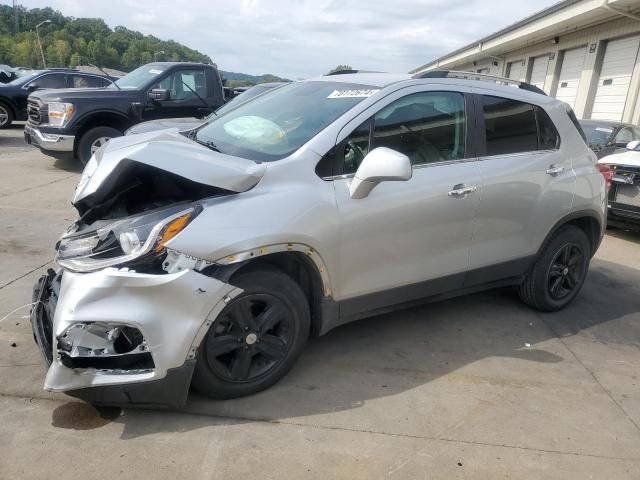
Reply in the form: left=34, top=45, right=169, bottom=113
left=318, top=256, right=534, bottom=335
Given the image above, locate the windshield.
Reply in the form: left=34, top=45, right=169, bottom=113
left=196, top=81, right=379, bottom=161
left=581, top=123, right=615, bottom=147
left=108, top=64, right=168, bottom=90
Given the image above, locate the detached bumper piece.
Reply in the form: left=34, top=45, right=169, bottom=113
left=30, top=269, right=59, bottom=366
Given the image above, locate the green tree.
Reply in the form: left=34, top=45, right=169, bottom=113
left=328, top=64, right=353, bottom=74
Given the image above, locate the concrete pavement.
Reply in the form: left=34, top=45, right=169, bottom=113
left=1, top=124, right=639, bottom=479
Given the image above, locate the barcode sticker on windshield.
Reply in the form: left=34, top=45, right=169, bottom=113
left=327, top=89, right=379, bottom=99
left=149, top=69, right=163, bottom=75
left=595, top=127, right=613, bottom=133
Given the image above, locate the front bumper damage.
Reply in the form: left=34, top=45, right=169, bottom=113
left=31, top=266, right=238, bottom=408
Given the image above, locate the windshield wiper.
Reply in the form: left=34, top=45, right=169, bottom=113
left=182, top=80, right=214, bottom=114
left=90, top=63, right=121, bottom=90
left=195, top=138, right=222, bottom=153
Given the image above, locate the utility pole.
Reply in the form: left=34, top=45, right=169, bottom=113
left=35, top=19, right=51, bottom=69
left=13, top=0, right=19, bottom=35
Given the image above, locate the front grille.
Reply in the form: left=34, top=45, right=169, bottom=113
left=27, top=99, right=45, bottom=125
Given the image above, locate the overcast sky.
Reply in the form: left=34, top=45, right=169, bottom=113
left=13, top=0, right=559, bottom=79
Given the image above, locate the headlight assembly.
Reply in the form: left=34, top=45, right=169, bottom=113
left=47, top=102, right=75, bottom=127
left=56, top=205, right=198, bottom=272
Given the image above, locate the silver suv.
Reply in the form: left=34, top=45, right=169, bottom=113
left=31, top=71, right=606, bottom=407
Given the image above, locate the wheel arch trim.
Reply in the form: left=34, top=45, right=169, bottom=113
left=537, top=209, right=604, bottom=258
left=212, top=242, right=333, bottom=297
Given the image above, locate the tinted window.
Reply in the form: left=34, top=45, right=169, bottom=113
left=567, top=108, right=588, bottom=144
left=535, top=106, right=560, bottom=150
left=371, top=92, right=466, bottom=166
left=483, top=96, right=538, bottom=155
left=343, top=120, right=371, bottom=174
left=155, top=69, right=206, bottom=101
left=71, top=74, right=106, bottom=88
left=30, top=73, right=66, bottom=89
left=581, top=123, right=613, bottom=147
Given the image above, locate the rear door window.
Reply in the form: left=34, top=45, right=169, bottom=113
left=482, top=96, right=538, bottom=155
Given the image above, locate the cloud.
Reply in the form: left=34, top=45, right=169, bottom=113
left=14, top=0, right=559, bottom=78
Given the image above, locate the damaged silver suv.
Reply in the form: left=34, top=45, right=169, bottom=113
left=31, top=71, right=606, bottom=407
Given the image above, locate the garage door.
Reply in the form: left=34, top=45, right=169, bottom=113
left=529, top=55, right=550, bottom=91
left=591, top=35, right=640, bottom=121
left=555, top=47, right=587, bottom=109
left=507, top=60, right=524, bottom=81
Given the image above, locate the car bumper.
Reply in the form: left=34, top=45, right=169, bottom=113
left=30, top=266, right=240, bottom=408
left=24, top=124, right=75, bottom=157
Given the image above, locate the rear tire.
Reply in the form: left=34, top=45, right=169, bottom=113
left=192, top=269, right=310, bottom=399
left=77, top=126, right=122, bottom=165
left=0, top=102, right=13, bottom=129
left=519, top=226, right=591, bottom=311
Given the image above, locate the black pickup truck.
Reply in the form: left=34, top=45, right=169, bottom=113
left=25, top=62, right=224, bottom=163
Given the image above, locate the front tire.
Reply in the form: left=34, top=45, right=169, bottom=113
left=519, top=226, right=591, bottom=311
left=193, top=269, right=310, bottom=399
left=0, top=102, right=13, bottom=129
left=77, top=126, right=122, bottom=165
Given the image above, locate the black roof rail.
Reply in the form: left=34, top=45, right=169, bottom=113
left=412, top=69, right=547, bottom=96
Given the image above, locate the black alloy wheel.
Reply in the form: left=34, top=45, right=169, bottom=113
left=546, top=242, right=585, bottom=300
left=204, top=293, right=294, bottom=383
left=192, top=269, right=310, bottom=399
left=519, top=225, right=591, bottom=312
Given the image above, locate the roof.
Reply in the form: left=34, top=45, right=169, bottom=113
left=308, top=72, right=411, bottom=88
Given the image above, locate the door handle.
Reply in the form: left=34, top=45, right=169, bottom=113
left=448, top=184, right=477, bottom=197
left=546, top=164, right=565, bottom=175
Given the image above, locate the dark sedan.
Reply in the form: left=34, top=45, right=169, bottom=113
left=580, top=119, right=640, bottom=159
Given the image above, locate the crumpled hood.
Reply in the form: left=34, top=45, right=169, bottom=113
left=598, top=150, right=640, bottom=168
left=73, top=130, right=266, bottom=204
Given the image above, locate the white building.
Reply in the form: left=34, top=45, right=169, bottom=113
left=413, top=0, right=640, bottom=123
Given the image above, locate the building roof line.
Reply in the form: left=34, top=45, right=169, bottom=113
left=411, top=0, right=582, bottom=73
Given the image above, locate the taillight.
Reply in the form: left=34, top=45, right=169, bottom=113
left=596, top=164, right=613, bottom=192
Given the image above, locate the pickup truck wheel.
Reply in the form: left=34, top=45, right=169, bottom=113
left=0, top=102, right=13, bottom=129
left=192, top=270, right=310, bottom=399
left=78, top=126, right=122, bottom=164
left=519, top=226, right=591, bottom=312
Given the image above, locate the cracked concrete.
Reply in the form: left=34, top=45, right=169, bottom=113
left=1, top=123, right=640, bottom=479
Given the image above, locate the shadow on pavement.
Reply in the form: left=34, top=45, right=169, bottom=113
left=48, top=256, right=640, bottom=439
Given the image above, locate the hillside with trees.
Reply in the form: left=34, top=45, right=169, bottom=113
left=0, top=5, right=289, bottom=84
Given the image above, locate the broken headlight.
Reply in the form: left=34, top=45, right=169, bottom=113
left=56, top=205, right=197, bottom=272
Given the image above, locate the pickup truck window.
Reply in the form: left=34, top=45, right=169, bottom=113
left=154, top=69, right=206, bottom=101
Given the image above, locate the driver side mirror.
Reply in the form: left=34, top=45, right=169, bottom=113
left=349, top=147, right=412, bottom=199
left=626, top=140, right=640, bottom=151
left=26, top=83, right=38, bottom=91
left=148, top=88, right=170, bottom=101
